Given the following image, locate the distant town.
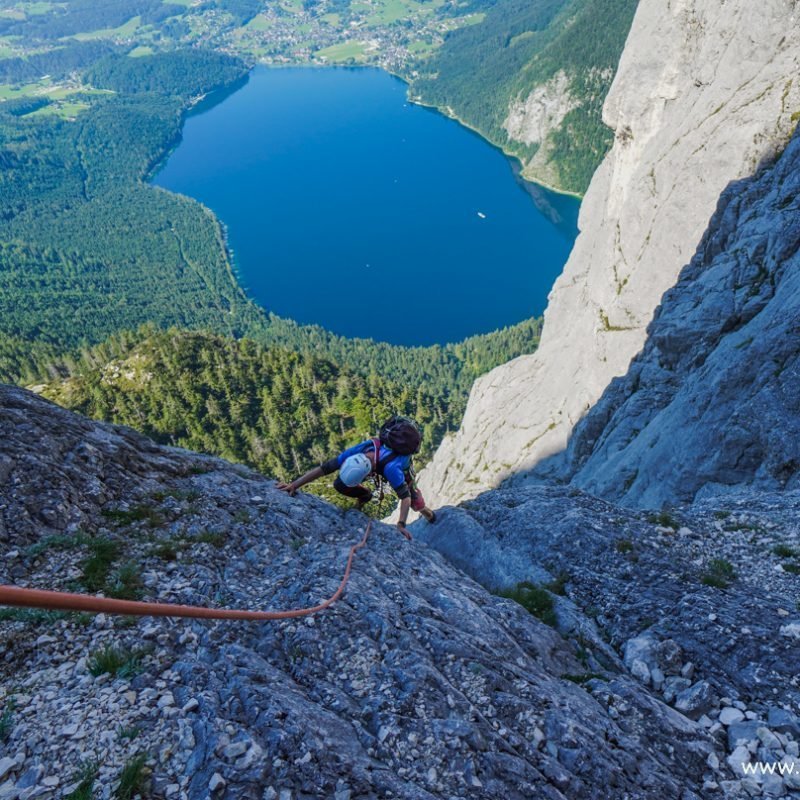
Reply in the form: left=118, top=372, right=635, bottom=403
left=0, top=0, right=484, bottom=105
left=215, top=0, right=484, bottom=77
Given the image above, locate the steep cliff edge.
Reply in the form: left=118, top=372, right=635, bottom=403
left=550, top=123, right=800, bottom=507
left=419, top=0, right=800, bottom=509
left=413, top=484, right=800, bottom=797
left=1, top=385, right=727, bottom=800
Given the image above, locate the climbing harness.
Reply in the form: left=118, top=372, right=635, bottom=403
left=369, top=437, right=393, bottom=517
left=366, top=438, right=415, bottom=538
left=0, top=520, right=402, bottom=620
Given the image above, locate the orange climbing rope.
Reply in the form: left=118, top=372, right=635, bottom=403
left=0, top=521, right=386, bottom=621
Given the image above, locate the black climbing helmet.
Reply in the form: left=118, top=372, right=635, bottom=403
left=379, top=415, right=421, bottom=455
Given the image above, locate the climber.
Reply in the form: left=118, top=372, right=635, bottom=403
left=276, top=415, right=437, bottom=539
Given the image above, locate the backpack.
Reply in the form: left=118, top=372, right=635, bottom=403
left=378, top=415, right=421, bottom=455
left=369, top=424, right=417, bottom=507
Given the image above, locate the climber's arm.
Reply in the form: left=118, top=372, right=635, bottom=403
left=396, top=496, right=412, bottom=539
left=276, top=466, right=325, bottom=496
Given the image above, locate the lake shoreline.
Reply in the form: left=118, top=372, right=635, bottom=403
left=151, top=65, right=580, bottom=346
left=404, top=89, right=584, bottom=202
left=252, top=59, right=584, bottom=201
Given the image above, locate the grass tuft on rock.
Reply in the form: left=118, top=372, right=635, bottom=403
left=118, top=724, right=142, bottom=741
left=701, top=558, right=737, bottom=589
left=81, top=538, right=122, bottom=591
left=102, top=504, right=164, bottom=527
left=151, top=541, right=182, bottom=561
left=233, top=508, right=252, bottom=523
left=0, top=608, right=92, bottom=626
left=88, top=644, right=146, bottom=679
left=106, top=561, right=144, bottom=600
left=0, top=702, right=14, bottom=742
left=26, top=532, right=91, bottom=558
left=561, top=672, right=604, bottom=685
left=543, top=571, right=570, bottom=596
left=195, top=529, right=226, bottom=548
left=498, top=581, right=557, bottom=627
left=65, top=761, right=99, bottom=800
left=647, top=510, right=679, bottom=530
left=114, top=753, right=150, bottom=800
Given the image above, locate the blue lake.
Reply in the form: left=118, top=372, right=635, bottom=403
left=153, top=66, right=580, bottom=346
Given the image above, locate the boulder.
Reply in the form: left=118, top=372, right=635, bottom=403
left=675, top=681, right=718, bottom=720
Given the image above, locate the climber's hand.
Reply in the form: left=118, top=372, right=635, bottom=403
left=396, top=522, right=412, bottom=541
left=276, top=481, right=298, bottom=497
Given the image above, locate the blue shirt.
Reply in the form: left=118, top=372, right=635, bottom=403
left=336, top=439, right=411, bottom=493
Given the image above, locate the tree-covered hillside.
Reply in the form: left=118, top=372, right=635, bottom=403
left=2, top=310, right=542, bottom=442
left=0, top=42, right=546, bottom=432
left=0, top=40, right=114, bottom=84
left=0, top=50, right=260, bottom=351
left=0, top=0, right=186, bottom=40
left=0, top=47, right=542, bottom=403
left=411, top=0, right=639, bottom=194
left=0, top=332, right=64, bottom=386
left=0, top=0, right=637, bottom=197
left=259, top=314, right=544, bottom=424
left=37, top=329, right=455, bottom=512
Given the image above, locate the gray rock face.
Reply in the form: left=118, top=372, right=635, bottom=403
left=504, top=71, right=577, bottom=148
left=770, top=709, right=800, bottom=739
left=412, top=484, right=800, bottom=794
left=413, top=485, right=800, bottom=712
left=0, top=387, right=193, bottom=550
left=418, top=0, right=800, bottom=510
left=728, top=721, right=764, bottom=751
left=552, top=125, right=800, bottom=508
left=623, top=633, right=683, bottom=688
left=503, top=70, right=581, bottom=189
left=1, top=385, right=723, bottom=799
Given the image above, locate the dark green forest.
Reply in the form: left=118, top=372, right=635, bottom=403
left=0, top=40, right=115, bottom=84
left=259, top=314, right=543, bottom=424
left=38, top=329, right=455, bottom=512
left=0, top=311, right=542, bottom=439
left=0, top=50, right=261, bottom=350
left=411, top=0, right=638, bottom=193
left=0, top=0, right=185, bottom=40
left=0, top=333, right=64, bottom=386
left=0, top=0, right=284, bottom=50
left=86, top=50, right=248, bottom=96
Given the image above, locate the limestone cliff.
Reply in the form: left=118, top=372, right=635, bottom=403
left=418, top=0, right=800, bottom=509
left=552, top=123, right=800, bottom=508
left=503, top=70, right=580, bottom=189
left=504, top=72, right=578, bottom=148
